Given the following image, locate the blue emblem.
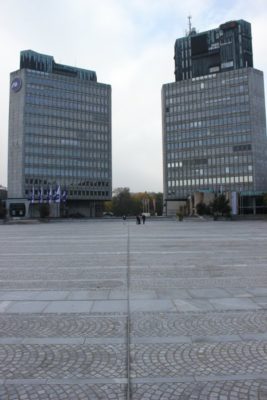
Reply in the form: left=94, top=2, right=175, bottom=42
left=11, top=77, right=22, bottom=92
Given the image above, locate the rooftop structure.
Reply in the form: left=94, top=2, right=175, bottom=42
left=174, top=20, right=253, bottom=81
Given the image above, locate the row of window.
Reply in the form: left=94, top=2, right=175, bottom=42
left=25, top=115, right=109, bottom=130
left=24, top=156, right=109, bottom=169
left=166, top=112, right=250, bottom=126
left=165, top=72, right=248, bottom=96
left=167, top=103, right=249, bottom=118
left=167, top=147, right=253, bottom=161
left=25, top=146, right=109, bottom=161
left=25, top=189, right=109, bottom=198
left=168, top=168, right=253, bottom=181
left=166, top=96, right=249, bottom=113
left=25, top=135, right=109, bottom=151
left=27, top=84, right=109, bottom=104
left=26, top=95, right=109, bottom=114
left=25, top=104, right=110, bottom=125
left=168, top=165, right=252, bottom=177
left=25, top=177, right=109, bottom=187
left=166, top=87, right=248, bottom=107
left=167, top=184, right=252, bottom=197
left=168, top=175, right=253, bottom=188
left=28, top=74, right=109, bottom=96
left=26, top=126, right=109, bottom=138
left=26, top=126, right=109, bottom=139
left=25, top=107, right=109, bottom=125
left=166, top=125, right=249, bottom=140
left=167, top=138, right=251, bottom=151
left=167, top=157, right=252, bottom=168
left=166, top=114, right=250, bottom=132
left=168, top=164, right=252, bottom=175
left=24, top=167, right=109, bottom=179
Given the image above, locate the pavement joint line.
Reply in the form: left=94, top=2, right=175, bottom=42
left=0, top=266, right=128, bottom=270
left=131, top=334, right=247, bottom=344
left=126, top=222, right=131, bottom=400
left=0, top=250, right=226, bottom=256
left=4, top=379, right=48, bottom=385
left=0, top=338, right=128, bottom=346
left=88, top=300, right=94, bottom=313
left=0, top=252, right=129, bottom=256
left=131, top=374, right=267, bottom=384
left=194, top=373, right=267, bottom=382
left=48, top=378, right=129, bottom=384
left=3, top=378, right=129, bottom=384
left=0, top=279, right=126, bottom=282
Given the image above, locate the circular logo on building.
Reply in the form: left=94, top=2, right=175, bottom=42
left=11, top=77, right=22, bottom=93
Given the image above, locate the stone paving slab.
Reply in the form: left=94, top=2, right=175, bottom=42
left=0, top=344, right=127, bottom=379
left=130, top=341, right=267, bottom=378
left=187, top=288, right=230, bottom=298
left=173, top=298, right=215, bottom=311
left=0, top=279, right=126, bottom=290
left=1, top=219, right=267, bottom=399
left=130, top=299, right=176, bottom=312
left=67, top=290, right=110, bottom=300
left=131, top=380, right=267, bottom=399
left=210, top=297, right=260, bottom=310
left=43, top=300, right=94, bottom=313
left=91, top=300, right=128, bottom=313
left=4, top=301, right=49, bottom=313
left=0, top=383, right=127, bottom=399
left=0, top=314, right=126, bottom=337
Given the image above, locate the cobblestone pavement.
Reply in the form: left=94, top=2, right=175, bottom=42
left=0, top=219, right=267, bottom=399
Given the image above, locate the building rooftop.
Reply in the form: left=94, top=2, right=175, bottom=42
left=20, top=50, right=97, bottom=82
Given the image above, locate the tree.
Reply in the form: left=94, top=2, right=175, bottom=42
left=210, top=194, right=231, bottom=218
left=112, top=188, right=133, bottom=216
left=104, top=188, right=163, bottom=216
left=154, top=192, right=163, bottom=216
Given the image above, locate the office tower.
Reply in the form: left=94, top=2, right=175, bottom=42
left=162, top=20, right=267, bottom=215
left=8, top=50, right=112, bottom=217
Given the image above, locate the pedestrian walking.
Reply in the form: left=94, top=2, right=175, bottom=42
left=136, top=215, right=141, bottom=224
left=142, top=214, right=146, bottom=224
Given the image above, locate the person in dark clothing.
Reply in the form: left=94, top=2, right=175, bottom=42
left=136, top=215, right=141, bottom=224
left=142, top=214, right=146, bottom=224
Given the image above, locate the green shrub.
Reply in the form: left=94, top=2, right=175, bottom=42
left=196, top=202, right=211, bottom=215
left=210, top=194, right=231, bottom=218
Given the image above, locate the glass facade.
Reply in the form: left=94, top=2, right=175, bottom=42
left=162, top=68, right=267, bottom=200
left=175, top=20, right=253, bottom=82
left=8, top=51, right=112, bottom=203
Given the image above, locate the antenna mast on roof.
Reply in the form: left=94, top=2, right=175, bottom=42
left=188, top=15, right=192, bottom=34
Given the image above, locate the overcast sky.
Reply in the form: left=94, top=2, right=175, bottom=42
left=0, top=0, right=267, bottom=192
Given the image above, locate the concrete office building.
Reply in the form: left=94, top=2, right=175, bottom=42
left=8, top=50, right=112, bottom=217
left=162, top=20, right=267, bottom=215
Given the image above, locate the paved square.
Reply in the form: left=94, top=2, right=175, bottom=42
left=0, top=219, right=267, bottom=399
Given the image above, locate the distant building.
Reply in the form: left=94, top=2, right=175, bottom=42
left=162, top=20, right=267, bottom=216
left=8, top=50, right=112, bottom=217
